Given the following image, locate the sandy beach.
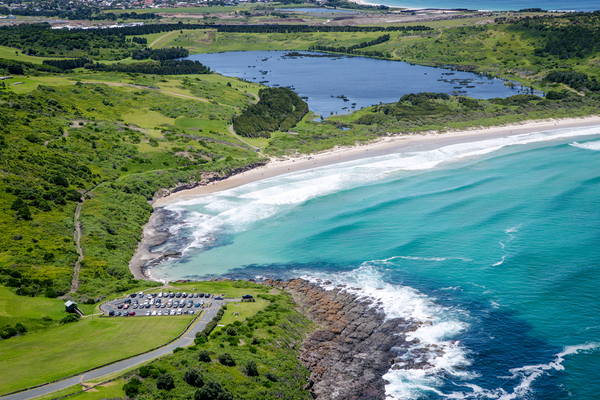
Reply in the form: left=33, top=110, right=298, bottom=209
left=154, top=116, right=600, bottom=207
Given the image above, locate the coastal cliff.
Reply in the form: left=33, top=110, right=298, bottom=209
left=264, top=278, right=419, bottom=400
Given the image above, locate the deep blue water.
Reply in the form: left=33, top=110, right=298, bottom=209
left=184, top=51, right=528, bottom=116
left=368, top=0, right=598, bottom=11
left=152, top=127, right=600, bottom=399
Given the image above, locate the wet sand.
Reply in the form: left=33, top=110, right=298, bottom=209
left=154, top=116, right=600, bottom=207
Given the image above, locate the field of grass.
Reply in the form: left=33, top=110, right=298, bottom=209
left=0, top=314, right=194, bottom=394
left=0, top=45, right=69, bottom=65
left=215, top=299, right=268, bottom=330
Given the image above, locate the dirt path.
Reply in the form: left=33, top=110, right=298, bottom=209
left=149, top=31, right=179, bottom=49
left=69, top=196, right=85, bottom=293
left=228, top=124, right=260, bottom=151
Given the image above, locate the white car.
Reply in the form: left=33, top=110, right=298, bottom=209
left=151, top=310, right=157, bottom=316
left=145, top=310, right=151, bottom=316
left=177, top=309, right=182, bottom=315
left=170, top=310, right=176, bottom=315
left=157, top=311, right=163, bottom=316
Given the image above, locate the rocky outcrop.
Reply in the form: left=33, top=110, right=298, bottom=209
left=152, top=161, right=268, bottom=201
left=266, top=278, right=417, bottom=400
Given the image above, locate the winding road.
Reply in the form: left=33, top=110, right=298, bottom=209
left=1, top=300, right=229, bottom=400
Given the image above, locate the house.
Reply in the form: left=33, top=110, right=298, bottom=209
left=65, top=300, right=78, bottom=313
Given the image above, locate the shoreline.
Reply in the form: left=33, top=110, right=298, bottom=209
left=129, top=115, right=600, bottom=280
left=154, top=115, right=600, bottom=207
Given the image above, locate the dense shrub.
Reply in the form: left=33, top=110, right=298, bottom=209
left=194, top=381, right=233, bottom=400
left=198, top=350, right=211, bottom=363
left=59, top=314, right=80, bottom=324
left=218, top=353, right=235, bottom=367
left=183, top=368, right=204, bottom=387
left=123, top=377, right=142, bottom=397
left=244, top=360, right=259, bottom=377
left=156, top=373, right=175, bottom=390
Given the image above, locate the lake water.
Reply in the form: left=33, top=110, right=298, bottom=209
left=152, top=125, right=600, bottom=399
left=184, top=51, right=527, bottom=116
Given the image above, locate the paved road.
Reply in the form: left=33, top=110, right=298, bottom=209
left=2, top=300, right=228, bottom=400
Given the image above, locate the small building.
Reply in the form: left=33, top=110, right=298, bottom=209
left=65, top=300, right=78, bottom=313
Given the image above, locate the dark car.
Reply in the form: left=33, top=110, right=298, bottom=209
left=130, top=293, right=136, bottom=298
left=215, top=296, right=223, bottom=300
left=169, top=293, right=175, bottom=298
left=117, top=304, right=123, bottom=309
left=133, top=304, right=138, bottom=309
left=242, top=294, right=254, bottom=300
left=175, top=292, right=182, bottom=298
left=116, top=311, right=122, bottom=316
left=182, top=293, right=188, bottom=298
left=109, top=310, right=115, bottom=316
left=198, top=293, right=204, bottom=298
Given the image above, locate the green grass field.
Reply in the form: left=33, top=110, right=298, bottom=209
left=0, top=45, right=68, bottom=65
left=0, top=314, right=194, bottom=395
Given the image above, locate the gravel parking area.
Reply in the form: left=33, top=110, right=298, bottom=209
left=100, top=290, right=217, bottom=318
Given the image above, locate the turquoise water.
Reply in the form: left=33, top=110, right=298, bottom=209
left=152, top=126, right=600, bottom=399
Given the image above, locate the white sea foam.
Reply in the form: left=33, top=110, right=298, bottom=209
left=570, top=140, right=600, bottom=151
left=492, top=225, right=521, bottom=266
left=166, top=126, right=600, bottom=256
left=297, top=264, right=473, bottom=400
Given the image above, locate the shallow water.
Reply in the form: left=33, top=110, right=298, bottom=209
left=152, top=125, right=600, bottom=399
left=184, top=51, right=528, bottom=116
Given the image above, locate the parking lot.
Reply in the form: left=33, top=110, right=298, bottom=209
left=100, top=290, right=223, bottom=318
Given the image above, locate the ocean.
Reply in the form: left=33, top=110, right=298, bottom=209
left=367, top=0, right=599, bottom=11
left=151, top=125, right=600, bottom=399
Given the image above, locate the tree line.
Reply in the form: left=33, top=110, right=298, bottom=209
left=84, top=59, right=211, bottom=75
left=132, top=47, right=189, bottom=61
left=215, top=24, right=432, bottom=34
left=309, top=33, right=391, bottom=58
left=544, top=70, right=600, bottom=92
left=42, top=57, right=92, bottom=70
left=233, top=87, right=308, bottom=138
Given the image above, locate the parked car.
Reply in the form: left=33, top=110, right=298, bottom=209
left=198, top=293, right=204, bottom=298
left=215, top=296, right=223, bottom=300
left=169, top=293, right=175, bottom=298
left=117, top=304, right=123, bottom=309
left=182, top=293, right=188, bottom=298
left=193, top=293, right=198, bottom=298
left=116, top=311, right=121, bottom=316
left=109, top=310, right=115, bottom=316
left=123, top=304, right=129, bottom=309
left=175, top=292, right=181, bottom=298
left=195, top=303, right=200, bottom=308
left=129, top=311, right=135, bottom=316
left=145, top=310, right=151, bottom=316
left=242, top=294, right=254, bottom=299
left=151, top=310, right=157, bottom=316
left=158, top=311, right=163, bottom=316
left=161, top=304, right=166, bottom=308
left=133, top=304, right=138, bottom=309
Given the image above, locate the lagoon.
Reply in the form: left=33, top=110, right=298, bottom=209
left=184, top=51, right=528, bottom=116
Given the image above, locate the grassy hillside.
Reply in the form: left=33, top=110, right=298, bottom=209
left=0, top=74, right=264, bottom=299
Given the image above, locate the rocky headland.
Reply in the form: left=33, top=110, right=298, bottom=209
left=264, top=278, right=422, bottom=400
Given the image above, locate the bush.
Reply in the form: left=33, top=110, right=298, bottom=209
left=156, top=373, right=175, bottom=390
left=123, top=377, right=142, bottom=397
left=218, top=353, right=235, bottom=367
left=194, top=381, right=233, bottom=400
left=183, top=368, right=204, bottom=387
left=226, top=326, right=237, bottom=336
left=59, top=314, right=80, bottom=324
left=244, top=360, right=259, bottom=377
left=198, top=350, right=211, bottom=363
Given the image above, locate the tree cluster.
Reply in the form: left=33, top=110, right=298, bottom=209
left=309, top=33, right=391, bottom=58
left=233, top=87, right=309, bottom=138
left=42, top=58, right=92, bottom=70
left=544, top=70, right=600, bottom=92
left=84, top=59, right=210, bottom=75
left=132, top=47, right=189, bottom=61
